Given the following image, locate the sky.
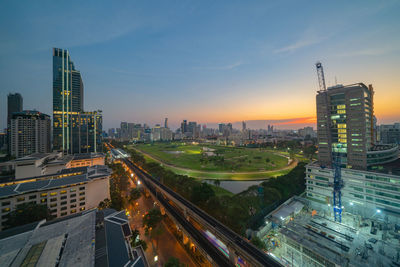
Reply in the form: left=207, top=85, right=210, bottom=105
left=0, top=0, right=399, bottom=130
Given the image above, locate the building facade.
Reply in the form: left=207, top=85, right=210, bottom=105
left=53, top=48, right=102, bottom=154
left=0, top=165, right=110, bottom=230
left=9, top=111, right=51, bottom=158
left=316, top=83, right=375, bottom=169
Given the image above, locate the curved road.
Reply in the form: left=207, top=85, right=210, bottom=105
left=131, top=147, right=298, bottom=180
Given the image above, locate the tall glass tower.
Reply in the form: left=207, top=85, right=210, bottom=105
left=53, top=48, right=83, bottom=154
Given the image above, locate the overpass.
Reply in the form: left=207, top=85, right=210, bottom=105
left=120, top=156, right=282, bottom=267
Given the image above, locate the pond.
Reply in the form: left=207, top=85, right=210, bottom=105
left=163, top=151, right=184, bottom=154
left=205, top=179, right=264, bottom=194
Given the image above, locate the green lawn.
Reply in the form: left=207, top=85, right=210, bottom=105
left=131, top=143, right=289, bottom=173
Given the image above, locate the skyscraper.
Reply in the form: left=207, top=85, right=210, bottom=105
left=242, top=121, right=246, bottom=131
left=53, top=48, right=101, bottom=154
left=9, top=110, right=51, bottom=158
left=164, top=118, right=168, bottom=128
left=316, top=83, right=374, bottom=169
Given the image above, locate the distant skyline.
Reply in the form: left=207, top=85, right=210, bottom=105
left=1, top=1, right=400, bottom=130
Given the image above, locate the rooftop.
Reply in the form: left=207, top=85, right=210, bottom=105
left=0, top=165, right=111, bottom=199
left=0, top=209, right=147, bottom=267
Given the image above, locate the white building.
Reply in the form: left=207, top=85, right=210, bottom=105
left=305, top=162, right=400, bottom=223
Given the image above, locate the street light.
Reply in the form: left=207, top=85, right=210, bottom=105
left=377, top=209, right=381, bottom=213
left=131, top=173, right=133, bottom=178
left=137, top=180, right=141, bottom=185
left=154, top=255, right=158, bottom=262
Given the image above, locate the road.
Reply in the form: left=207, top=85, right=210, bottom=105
left=131, top=146, right=298, bottom=180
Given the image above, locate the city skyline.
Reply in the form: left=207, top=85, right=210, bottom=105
left=1, top=1, right=400, bottom=130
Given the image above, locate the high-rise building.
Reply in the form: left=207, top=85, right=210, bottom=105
left=9, top=110, right=51, bottom=158
left=7, top=93, right=23, bottom=126
left=53, top=48, right=102, bottom=154
left=242, top=121, right=246, bottom=131
left=7, top=93, right=23, bottom=154
left=164, top=118, right=168, bottom=128
left=181, top=120, right=187, bottom=134
left=316, top=83, right=375, bottom=169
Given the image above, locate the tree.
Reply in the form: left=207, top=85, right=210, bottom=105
left=213, top=179, right=221, bottom=187
left=130, top=229, right=148, bottom=251
left=251, top=236, right=266, bottom=250
left=129, top=188, right=142, bottom=202
left=98, top=198, right=111, bottom=210
left=142, top=208, right=163, bottom=233
left=304, top=145, right=317, bottom=160
left=4, top=203, right=53, bottom=229
left=191, top=182, right=215, bottom=205
left=164, top=257, right=185, bottom=267
left=265, top=157, right=270, bottom=163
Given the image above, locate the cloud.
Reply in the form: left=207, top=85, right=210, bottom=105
left=274, top=30, right=326, bottom=54
left=337, top=46, right=400, bottom=57
left=193, top=61, right=243, bottom=71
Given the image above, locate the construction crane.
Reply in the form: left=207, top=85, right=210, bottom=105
left=315, top=62, right=344, bottom=222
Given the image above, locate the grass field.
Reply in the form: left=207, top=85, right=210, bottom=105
left=132, top=142, right=289, bottom=173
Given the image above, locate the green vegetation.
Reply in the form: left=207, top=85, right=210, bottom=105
left=128, top=148, right=306, bottom=235
left=130, top=229, right=148, bottom=251
left=164, top=257, right=185, bottom=267
left=99, top=163, right=130, bottom=211
left=4, top=203, right=53, bottom=229
left=129, top=188, right=142, bottom=202
left=131, top=142, right=288, bottom=173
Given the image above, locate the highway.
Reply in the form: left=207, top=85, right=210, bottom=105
left=122, top=157, right=281, bottom=267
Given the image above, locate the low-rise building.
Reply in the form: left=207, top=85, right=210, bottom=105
left=0, top=209, right=148, bottom=266
left=0, top=165, right=110, bottom=230
left=0, top=152, right=105, bottom=179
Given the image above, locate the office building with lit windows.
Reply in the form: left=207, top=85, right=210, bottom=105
left=0, top=165, right=110, bottom=230
left=53, top=48, right=102, bottom=154
left=307, top=83, right=400, bottom=222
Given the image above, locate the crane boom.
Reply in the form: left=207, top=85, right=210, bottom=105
left=316, top=62, right=327, bottom=91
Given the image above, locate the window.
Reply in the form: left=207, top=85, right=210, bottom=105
left=2, top=201, right=10, bottom=206
left=61, top=206, right=67, bottom=211
left=41, top=199, right=47, bottom=203
left=40, top=193, right=48, bottom=197
left=61, top=201, right=67, bottom=205
left=50, top=203, right=57, bottom=208
left=61, top=212, right=67, bottom=216
left=70, top=209, right=76, bottom=214
left=51, top=209, right=57, bottom=213
left=70, top=204, right=76, bottom=208
left=17, top=197, right=25, bottom=202
left=2, top=208, right=10, bottom=213
left=79, top=202, right=85, bottom=206
left=50, top=198, right=57, bottom=202
left=50, top=192, right=57, bottom=196
left=61, top=196, right=67, bottom=200
left=29, top=195, right=37, bottom=200
left=70, top=188, right=76, bottom=192
left=60, top=190, right=67, bottom=194
left=70, top=199, right=76, bottom=203
left=79, top=192, right=85, bottom=196
left=80, top=207, right=85, bottom=211
left=79, top=197, right=85, bottom=201
left=70, top=194, right=76, bottom=198
left=79, top=187, right=85, bottom=190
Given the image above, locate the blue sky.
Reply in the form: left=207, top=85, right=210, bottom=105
left=1, top=0, right=400, bottom=130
